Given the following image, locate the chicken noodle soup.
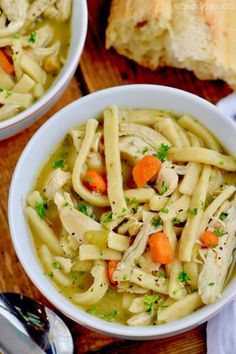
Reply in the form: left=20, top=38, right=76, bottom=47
left=0, top=0, right=72, bottom=121
left=26, top=107, right=236, bottom=326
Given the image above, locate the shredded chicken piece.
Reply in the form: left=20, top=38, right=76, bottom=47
left=198, top=203, right=236, bottom=304
left=155, top=162, right=179, bottom=196
left=43, top=168, right=71, bottom=200
left=26, top=0, right=57, bottom=23
left=54, top=191, right=102, bottom=244
left=138, top=250, right=161, bottom=274
left=0, top=0, right=28, bottom=37
left=119, top=136, right=155, bottom=164
left=119, top=123, right=171, bottom=150
left=44, top=0, right=72, bottom=21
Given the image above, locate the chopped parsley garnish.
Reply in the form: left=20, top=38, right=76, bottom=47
left=188, top=208, right=198, bottom=216
left=157, top=271, right=165, bottom=278
left=219, top=212, right=228, bottom=221
left=124, top=196, right=130, bottom=203
left=100, top=309, right=118, bottom=322
left=213, top=229, right=225, bottom=237
left=178, top=271, right=191, bottom=284
left=53, top=159, right=64, bottom=169
left=161, top=181, right=168, bottom=195
left=84, top=177, right=93, bottom=183
left=0, top=88, right=3, bottom=93
left=143, top=294, right=160, bottom=314
left=152, top=217, right=162, bottom=228
left=172, top=218, right=181, bottom=225
left=218, top=160, right=224, bottom=166
left=153, top=144, right=170, bottom=162
left=47, top=271, right=53, bottom=278
left=28, top=31, right=37, bottom=43
left=76, top=203, right=90, bottom=216
left=12, top=33, right=20, bottom=39
left=63, top=202, right=68, bottom=207
left=88, top=307, right=98, bottom=315
left=71, top=273, right=78, bottom=281
left=160, top=207, right=169, bottom=214
left=51, top=261, right=61, bottom=270
left=208, top=282, right=215, bottom=286
left=35, top=200, right=47, bottom=219
left=140, top=147, right=149, bottom=154
left=123, top=274, right=128, bottom=281
left=101, top=211, right=113, bottom=224
left=5, top=91, right=12, bottom=99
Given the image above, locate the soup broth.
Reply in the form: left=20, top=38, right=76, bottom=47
left=26, top=107, right=236, bottom=326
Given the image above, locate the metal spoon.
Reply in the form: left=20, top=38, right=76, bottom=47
left=0, top=293, right=74, bottom=354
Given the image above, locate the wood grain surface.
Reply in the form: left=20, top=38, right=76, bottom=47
left=0, top=0, right=232, bottom=352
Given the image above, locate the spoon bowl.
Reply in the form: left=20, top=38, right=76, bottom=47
left=0, top=293, right=73, bottom=354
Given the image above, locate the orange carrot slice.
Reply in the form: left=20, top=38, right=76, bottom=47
left=107, top=260, right=118, bottom=286
left=201, top=230, right=219, bottom=248
left=83, top=170, right=107, bottom=194
left=0, top=49, right=14, bottom=75
left=149, top=232, right=173, bottom=264
left=132, top=155, right=162, bottom=188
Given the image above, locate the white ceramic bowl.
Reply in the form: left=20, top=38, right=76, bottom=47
left=9, top=85, right=236, bottom=340
left=0, top=1, right=88, bottom=141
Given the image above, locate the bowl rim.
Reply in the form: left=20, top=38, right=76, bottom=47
left=8, top=84, right=236, bottom=339
left=0, top=0, right=88, bottom=132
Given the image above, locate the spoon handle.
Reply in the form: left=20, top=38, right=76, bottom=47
left=0, top=314, right=44, bottom=354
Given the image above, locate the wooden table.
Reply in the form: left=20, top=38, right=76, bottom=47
left=0, top=1, right=232, bottom=353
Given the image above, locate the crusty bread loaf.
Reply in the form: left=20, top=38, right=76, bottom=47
left=106, top=0, right=236, bottom=90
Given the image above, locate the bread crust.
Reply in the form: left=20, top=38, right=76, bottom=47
left=106, top=0, right=236, bottom=89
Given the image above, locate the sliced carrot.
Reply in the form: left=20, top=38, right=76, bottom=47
left=0, top=49, right=14, bottom=75
left=107, top=260, right=118, bottom=286
left=149, top=232, right=173, bottom=264
left=83, top=170, right=107, bottom=194
left=132, top=155, right=162, bottom=188
left=201, top=230, right=219, bottom=248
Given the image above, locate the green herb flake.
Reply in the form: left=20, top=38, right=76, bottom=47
left=84, top=177, right=93, bottom=183
left=47, top=271, right=54, bottom=278
left=5, top=91, right=12, bottom=99
left=178, top=271, right=191, bottom=284
left=35, top=200, right=47, bottom=219
left=51, top=261, right=61, bottom=270
left=63, top=202, right=68, bottom=207
left=152, top=217, right=162, bottom=228
left=172, top=218, right=181, bottom=225
left=153, top=144, right=170, bottom=162
left=101, top=211, right=113, bottom=224
left=76, top=203, right=90, bottom=216
left=208, top=282, right=215, bottom=286
left=188, top=208, right=198, bottom=216
left=100, top=309, right=118, bottom=322
left=53, top=159, right=64, bottom=169
left=140, top=147, right=149, bottom=154
left=218, top=160, right=224, bottom=166
left=143, top=294, right=160, bottom=314
left=123, top=274, right=128, bottom=281
left=161, top=181, right=168, bottom=195
left=71, top=273, right=78, bottom=281
left=28, top=31, right=37, bottom=43
left=12, top=33, right=20, bottom=39
left=88, top=307, right=98, bottom=315
left=219, top=212, right=228, bottom=221
left=0, top=88, right=4, bottom=93
left=160, top=207, right=169, bottom=214
left=213, top=229, right=225, bottom=237
left=124, top=196, right=130, bottom=203
left=157, top=271, right=165, bottom=279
